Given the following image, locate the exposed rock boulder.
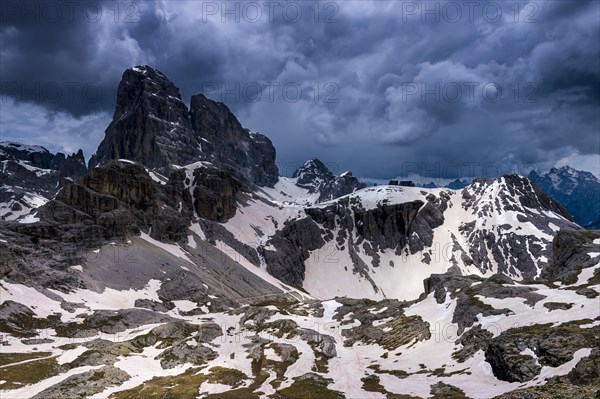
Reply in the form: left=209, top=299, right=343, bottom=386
left=568, top=348, right=600, bottom=385
left=31, top=366, right=130, bottom=399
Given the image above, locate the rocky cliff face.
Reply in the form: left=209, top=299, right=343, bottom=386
left=89, top=66, right=279, bottom=188
left=292, top=158, right=366, bottom=202
left=190, top=94, right=278, bottom=187
left=47, top=160, right=250, bottom=242
left=262, top=188, right=450, bottom=287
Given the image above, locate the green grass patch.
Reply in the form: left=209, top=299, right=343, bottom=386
left=0, top=356, right=60, bottom=390
left=111, top=367, right=206, bottom=399
left=0, top=351, right=52, bottom=366
left=275, top=377, right=343, bottom=399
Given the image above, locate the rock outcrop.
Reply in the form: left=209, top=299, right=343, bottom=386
left=261, top=217, right=325, bottom=286
left=485, top=321, right=599, bottom=383
left=541, top=230, right=600, bottom=284
left=42, top=160, right=250, bottom=242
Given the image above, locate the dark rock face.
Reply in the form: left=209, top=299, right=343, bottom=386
left=353, top=201, right=422, bottom=251
left=89, top=66, right=198, bottom=171
left=89, top=66, right=279, bottom=187
left=569, top=348, right=600, bottom=385
left=529, top=166, right=600, bottom=228
left=261, top=217, right=325, bottom=286
left=308, top=191, right=448, bottom=256
left=453, top=325, right=493, bottom=363
left=293, top=158, right=366, bottom=202
left=190, top=94, right=278, bottom=187
left=542, top=230, right=600, bottom=284
left=188, top=166, right=249, bottom=223
left=51, top=149, right=87, bottom=180
left=51, top=161, right=187, bottom=242
left=45, top=160, right=249, bottom=242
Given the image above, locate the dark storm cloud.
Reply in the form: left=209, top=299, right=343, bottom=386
left=1, top=0, right=598, bottom=177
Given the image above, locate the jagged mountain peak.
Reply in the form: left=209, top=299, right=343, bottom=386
left=292, top=158, right=334, bottom=183
left=291, top=157, right=365, bottom=202
left=464, top=174, right=572, bottom=220
left=130, top=64, right=167, bottom=75
left=89, top=65, right=196, bottom=171
left=115, top=65, right=186, bottom=119
left=548, top=165, right=597, bottom=181
left=89, top=66, right=279, bottom=187
left=0, top=141, right=86, bottom=172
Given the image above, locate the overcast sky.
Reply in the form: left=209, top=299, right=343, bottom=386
left=1, top=0, right=599, bottom=180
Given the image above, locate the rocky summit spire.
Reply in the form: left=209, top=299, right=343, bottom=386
left=89, top=65, right=199, bottom=170
left=89, top=66, right=279, bottom=187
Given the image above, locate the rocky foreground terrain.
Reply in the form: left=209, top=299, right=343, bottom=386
left=0, top=66, right=598, bottom=399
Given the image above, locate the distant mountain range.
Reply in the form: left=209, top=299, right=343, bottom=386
left=529, top=166, right=600, bottom=229
left=0, top=142, right=86, bottom=221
